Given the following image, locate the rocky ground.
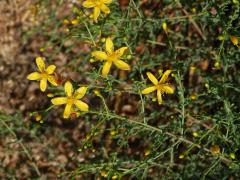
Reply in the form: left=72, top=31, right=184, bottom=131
left=0, top=1, right=87, bottom=178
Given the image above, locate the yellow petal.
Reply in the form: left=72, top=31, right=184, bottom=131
left=100, top=4, right=110, bottom=14
left=51, top=97, right=67, bottom=105
left=65, top=81, right=73, bottom=97
left=92, top=51, right=108, bottom=60
left=63, top=103, right=72, bottom=118
left=82, top=0, right=95, bottom=8
left=159, top=70, right=172, bottom=84
left=142, top=86, right=157, bottom=94
left=115, top=47, right=128, bottom=57
left=75, top=100, right=89, bottom=112
left=46, top=65, right=56, bottom=74
left=36, top=57, right=45, bottom=72
left=48, top=75, right=58, bottom=86
left=103, top=0, right=112, bottom=4
left=75, top=87, right=88, bottom=99
left=162, top=85, right=174, bottom=94
left=93, top=7, right=100, bottom=21
left=146, top=72, right=158, bottom=85
left=157, top=90, right=163, bottom=104
left=106, top=37, right=114, bottom=54
left=102, top=61, right=112, bottom=76
left=114, top=59, right=130, bottom=70
left=27, top=72, right=41, bottom=80
left=40, top=79, right=47, bottom=92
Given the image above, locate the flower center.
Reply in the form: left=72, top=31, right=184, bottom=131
left=67, top=97, right=75, bottom=104
left=107, top=52, right=118, bottom=62
left=156, top=84, right=163, bottom=90
left=41, top=72, right=49, bottom=79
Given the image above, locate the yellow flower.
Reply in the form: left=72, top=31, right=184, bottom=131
left=142, top=70, right=174, bottom=105
left=210, top=145, right=220, bottom=155
left=82, top=0, right=112, bottom=22
left=190, top=94, right=197, bottom=100
left=179, top=154, right=185, bottom=159
left=192, top=131, right=199, bottom=137
left=51, top=81, right=89, bottom=119
left=179, top=151, right=187, bottom=159
left=112, top=175, right=118, bottom=180
left=27, top=57, right=58, bottom=92
left=63, top=19, right=70, bottom=25
left=162, top=22, right=167, bottom=32
left=110, top=129, right=117, bottom=136
left=35, top=114, right=42, bottom=121
left=71, top=19, right=79, bottom=25
left=91, top=37, right=131, bottom=76
left=144, top=149, right=151, bottom=156
left=214, top=61, right=220, bottom=69
left=230, top=36, right=238, bottom=46
left=100, top=170, right=108, bottom=177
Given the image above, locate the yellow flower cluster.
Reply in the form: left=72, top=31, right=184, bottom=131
left=27, top=1, right=175, bottom=119
left=27, top=57, right=88, bottom=119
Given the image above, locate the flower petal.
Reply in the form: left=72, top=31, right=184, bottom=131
left=51, top=97, right=67, bottom=105
left=159, top=70, right=172, bottom=84
left=75, top=87, right=88, bottom=99
left=103, top=0, right=112, bottom=4
left=146, top=72, right=158, bottom=85
left=27, top=72, right=41, bottom=80
left=63, top=103, right=72, bottom=119
left=100, top=4, right=110, bottom=14
left=82, top=0, right=95, bottom=8
left=46, top=65, right=56, bottom=74
left=106, top=37, right=114, bottom=54
left=115, top=47, right=128, bottom=57
left=142, top=86, right=157, bottom=94
left=92, top=51, right=108, bottom=60
left=157, top=90, right=163, bottom=105
left=48, top=75, right=58, bottom=86
left=40, top=79, right=47, bottom=92
left=114, top=59, right=130, bottom=70
left=162, top=85, right=174, bottom=94
left=93, top=7, right=100, bottom=21
left=65, top=81, right=73, bottom=97
left=36, top=57, right=45, bottom=72
left=74, top=100, right=89, bottom=112
left=102, top=61, right=112, bottom=76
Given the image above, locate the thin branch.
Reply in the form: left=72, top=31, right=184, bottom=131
left=177, top=1, right=206, bottom=41
left=87, top=111, right=231, bottom=164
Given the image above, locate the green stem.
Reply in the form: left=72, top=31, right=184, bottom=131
left=84, top=22, right=96, bottom=46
